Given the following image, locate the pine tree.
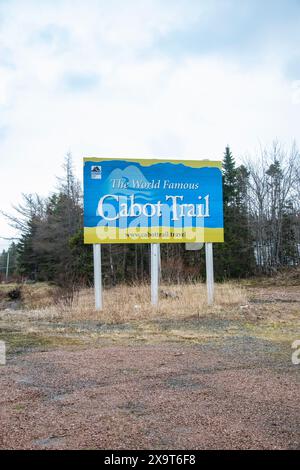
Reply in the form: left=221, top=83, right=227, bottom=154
left=214, top=147, right=255, bottom=279
left=223, top=146, right=237, bottom=205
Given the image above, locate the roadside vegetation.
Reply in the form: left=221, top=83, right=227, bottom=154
left=0, top=271, right=299, bottom=355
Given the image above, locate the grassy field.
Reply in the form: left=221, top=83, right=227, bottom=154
left=0, top=279, right=299, bottom=351
left=0, top=282, right=300, bottom=350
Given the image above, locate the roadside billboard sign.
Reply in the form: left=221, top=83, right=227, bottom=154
left=84, top=158, right=224, bottom=245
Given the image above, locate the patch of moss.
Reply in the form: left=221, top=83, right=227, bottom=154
left=0, top=329, right=83, bottom=353
left=14, top=404, right=25, bottom=412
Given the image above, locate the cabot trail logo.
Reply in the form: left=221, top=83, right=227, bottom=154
left=91, top=165, right=102, bottom=179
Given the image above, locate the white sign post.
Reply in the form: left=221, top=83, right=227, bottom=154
left=151, top=243, right=159, bottom=306
left=205, top=242, right=214, bottom=305
left=93, top=244, right=103, bottom=311
left=158, top=243, right=161, bottom=281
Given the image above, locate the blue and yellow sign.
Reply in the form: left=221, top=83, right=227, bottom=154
left=84, top=158, right=224, bottom=244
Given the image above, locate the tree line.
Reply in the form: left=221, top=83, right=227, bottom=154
left=1, top=143, right=299, bottom=287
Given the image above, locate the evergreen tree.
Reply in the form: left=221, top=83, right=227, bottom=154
left=223, top=146, right=238, bottom=205
left=214, top=147, right=255, bottom=279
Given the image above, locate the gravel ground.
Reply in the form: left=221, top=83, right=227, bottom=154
left=0, top=337, right=299, bottom=450
left=0, top=284, right=299, bottom=450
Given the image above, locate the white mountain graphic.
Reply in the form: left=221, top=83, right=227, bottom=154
left=106, top=165, right=152, bottom=198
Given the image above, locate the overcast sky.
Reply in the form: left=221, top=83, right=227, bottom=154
left=0, top=0, right=300, bottom=248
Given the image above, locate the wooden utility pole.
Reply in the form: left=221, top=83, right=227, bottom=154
left=5, top=251, right=9, bottom=282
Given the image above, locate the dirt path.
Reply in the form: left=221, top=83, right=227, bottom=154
left=1, top=338, right=299, bottom=450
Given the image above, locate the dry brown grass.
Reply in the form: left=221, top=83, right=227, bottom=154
left=0, top=282, right=58, bottom=309
left=242, top=266, right=300, bottom=287
left=63, top=282, right=248, bottom=323
left=1, top=282, right=298, bottom=350
left=21, top=283, right=59, bottom=309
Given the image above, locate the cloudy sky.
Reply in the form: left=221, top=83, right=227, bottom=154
left=0, top=0, right=300, bottom=246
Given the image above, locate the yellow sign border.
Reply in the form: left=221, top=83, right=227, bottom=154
left=84, top=157, right=222, bottom=170
left=84, top=227, right=224, bottom=244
